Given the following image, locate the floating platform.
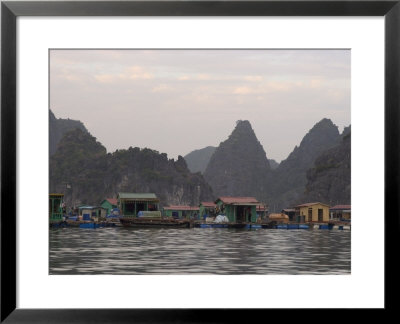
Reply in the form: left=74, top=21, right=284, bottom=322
left=119, top=217, right=191, bottom=228
left=319, top=224, right=331, bottom=230
left=78, top=222, right=116, bottom=229
left=49, top=221, right=68, bottom=229
left=197, top=223, right=229, bottom=228
left=50, top=221, right=116, bottom=229
left=310, top=223, right=351, bottom=230
left=195, top=223, right=264, bottom=229
left=273, top=224, right=310, bottom=230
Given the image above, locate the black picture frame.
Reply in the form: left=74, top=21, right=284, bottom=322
left=1, top=0, right=399, bottom=322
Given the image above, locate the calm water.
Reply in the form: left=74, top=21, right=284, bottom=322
left=49, top=227, right=351, bottom=275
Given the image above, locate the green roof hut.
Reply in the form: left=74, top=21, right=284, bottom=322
left=215, top=196, right=260, bottom=223
left=117, top=193, right=160, bottom=217
left=100, top=198, right=118, bottom=215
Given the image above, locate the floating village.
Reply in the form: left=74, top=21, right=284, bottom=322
left=49, top=192, right=351, bottom=230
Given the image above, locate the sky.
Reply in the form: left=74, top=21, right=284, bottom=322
left=50, top=49, right=350, bottom=163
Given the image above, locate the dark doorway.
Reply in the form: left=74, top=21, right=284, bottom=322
left=308, top=208, right=312, bottom=222
left=136, top=202, right=145, bottom=213
left=125, top=202, right=135, bottom=215
left=318, top=209, right=323, bottom=222
left=237, top=206, right=245, bottom=223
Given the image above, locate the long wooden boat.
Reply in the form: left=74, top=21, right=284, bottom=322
left=119, top=217, right=192, bottom=228
left=194, top=222, right=258, bottom=229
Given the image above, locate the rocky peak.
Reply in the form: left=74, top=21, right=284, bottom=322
left=49, top=109, right=88, bottom=156
left=266, top=118, right=341, bottom=211
left=203, top=120, right=270, bottom=201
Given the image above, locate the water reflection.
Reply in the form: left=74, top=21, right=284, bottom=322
left=49, top=228, right=351, bottom=275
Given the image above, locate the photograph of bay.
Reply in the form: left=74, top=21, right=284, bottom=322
left=49, top=49, right=351, bottom=275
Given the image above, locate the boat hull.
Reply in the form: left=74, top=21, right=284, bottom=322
left=119, top=217, right=191, bottom=228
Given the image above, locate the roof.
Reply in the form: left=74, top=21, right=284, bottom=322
left=104, top=198, right=118, bottom=205
left=200, top=202, right=216, bottom=208
left=49, top=193, right=64, bottom=197
left=216, top=196, right=260, bottom=205
left=295, top=202, right=330, bottom=208
left=117, top=193, right=159, bottom=201
left=163, top=205, right=200, bottom=211
left=282, top=209, right=295, bottom=212
left=78, top=206, right=105, bottom=210
left=330, top=205, right=351, bottom=210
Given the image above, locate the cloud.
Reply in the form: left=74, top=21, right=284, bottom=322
left=244, top=75, right=263, bottom=82
left=152, top=84, right=174, bottom=93
left=177, top=74, right=213, bottom=81
left=50, top=49, right=350, bottom=162
left=94, top=66, right=153, bottom=83
left=233, top=86, right=256, bottom=95
left=126, top=66, right=153, bottom=80
left=94, top=74, right=117, bottom=83
left=178, top=75, right=190, bottom=81
left=232, top=81, right=291, bottom=95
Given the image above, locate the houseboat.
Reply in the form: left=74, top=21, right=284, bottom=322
left=118, top=192, right=192, bottom=228
left=65, top=205, right=116, bottom=228
left=194, top=196, right=263, bottom=228
left=49, top=193, right=66, bottom=228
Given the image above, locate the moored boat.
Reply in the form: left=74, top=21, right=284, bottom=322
left=119, top=217, right=191, bottom=228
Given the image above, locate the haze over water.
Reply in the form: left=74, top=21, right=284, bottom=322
left=50, top=228, right=351, bottom=275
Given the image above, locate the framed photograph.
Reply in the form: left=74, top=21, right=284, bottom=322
left=2, top=0, right=399, bottom=322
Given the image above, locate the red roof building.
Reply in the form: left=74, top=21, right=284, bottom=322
left=256, top=205, right=268, bottom=212
left=200, top=201, right=216, bottom=208
left=105, top=198, right=118, bottom=206
left=330, top=205, right=351, bottom=210
left=330, top=205, right=351, bottom=221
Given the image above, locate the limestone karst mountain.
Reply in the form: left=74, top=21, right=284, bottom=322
left=184, top=146, right=216, bottom=174
left=49, top=109, right=87, bottom=156
left=203, top=120, right=271, bottom=202
left=266, top=118, right=341, bottom=211
left=301, top=126, right=351, bottom=206
left=49, top=128, right=214, bottom=207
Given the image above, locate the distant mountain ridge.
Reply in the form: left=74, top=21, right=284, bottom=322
left=49, top=110, right=87, bottom=156
left=184, top=145, right=279, bottom=173
left=268, top=159, right=279, bottom=170
left=184, top=146, right=216, bottom=174
left=49, top=111, right=350, bottom=211
left=49, top=128, right=214, bottom=207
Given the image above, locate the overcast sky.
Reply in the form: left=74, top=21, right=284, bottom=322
left=50, top=49, right=350, bottom=163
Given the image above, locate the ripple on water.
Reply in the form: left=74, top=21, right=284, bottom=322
left=49, top=228, right=351, bottom=275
